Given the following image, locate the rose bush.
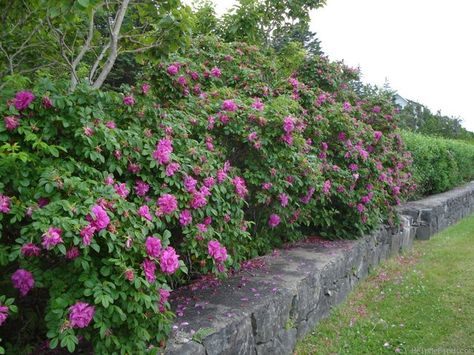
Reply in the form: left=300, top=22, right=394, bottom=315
left=145, top=36, right=414, bottom=240
left=1, top=37, right=414, bottom=352
left=0, top=79, right=249, bottom=352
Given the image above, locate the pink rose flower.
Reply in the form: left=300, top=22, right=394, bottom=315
left=248, top=132, right=258, bottom=141
left=13, top=91, right=35, bottom=110
left=232, top=176, right=248, bottom=198
left=123, top=96, right=135, bottom=106
left=374, top=131, right=383, bottom=142
left=167, top=64, right=179, bottom=75
left=80, top=224, right=96, bottom=246
left=142, top=258, right=156, bottom=283
left=179, top=209, right=192, bottom=226
left=268, top=214, right=281, bottom=228
left=207, top=240, right=228, bottom=263
left=217, top=169, right=227, bottom=183
left=21, top=243, right=41, bottom=257
left=69, top=302, right=95, bottom=328
left=184, top=175, right=198, bottom=193
left=0, top=304, right=8, bottom=326
left=124, top=269, right=134, bottom=281
left=11, top=269, right=34, bottom=296
left=145, top=236, right=162, bottom=258
left=165, top=162, right=180, bottom=176
left=152, top=138, right=173, bottom=165
left=114, top=183, right=129, bottom=198
left=322, top=180, right=332, bottom=195
left=90, top=205, right=110, bottom=231
left=41, top=96, right=53, bottom=109
left=158, top=288, right=171, bottom=313
left=127, top=163, right=141, bottom=174
left=283, top=116, right=295, bottom=133
left=190, top=191, right=207, bottom=209
left=0, top=195, right=11, bottom=213
left=156, top=194, right=178, bottom=215
left=251, top=98, right=264, bottom=111
left=160, top=247, right=180, bottom=274
left=66, top=247, right=80, bottom=260
left=221, top=99, right=237, bottom=112
left=203, top=176, right=215, bottom=188
left=210, top=67, right=221, bottom=78
left=138, top=205, right=153, bottom=221
left=134, top=180, right=150, bottom=197
left=41, top=227, right=63, bottom=249
left=4, top=116, right=19, bottom=131
left=141, top=83, right=151, bottom=95
left=279, top=193, right=289, bottom=207
left=83, top=126, right=94, bottom=136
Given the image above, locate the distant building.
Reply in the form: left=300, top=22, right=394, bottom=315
left=394, top=94, right=409, bottom=109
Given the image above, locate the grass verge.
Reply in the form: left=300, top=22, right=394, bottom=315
left=295, top=213, right=474, bottom=354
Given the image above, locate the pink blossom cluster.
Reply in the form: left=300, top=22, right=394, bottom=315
left=232, top=176, right=248, bottom=198
left=41, top=227, right=63, bottom=249
left=69, top=302, right=95, bottom=328
left=0, top=304, right=8, bottom=326
left=11, top=269, right=34, bottom=296
left=13, top=91, right=35, bottom=110
left=81, top=205, right=110, bottom=245
left=0, top=195, right=10, bottom=213
left=156, top=194, right=178, bottom=216
left=153, top=138, right=173, bottom=165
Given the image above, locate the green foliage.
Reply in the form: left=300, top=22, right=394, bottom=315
left=402, top=131, right=474, bottom=197
left=398, top=101, right=474, bottom=142
left=145, top=37, right=413, bottom=240
left=0, top=0, right=194, bottom=91
left=0, top=79, right=249, bottom=352
left=1, top=36, right=416, bottom=352
left=220, top=0, right=325, bottom=51
left=191, top=0, right=220, bottom=37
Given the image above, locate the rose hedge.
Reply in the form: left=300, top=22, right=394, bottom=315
left=402, top=131, right=474, bottom=197
left=145, top=37, right=414, bottom=240
left=0, top=37, right=414, bottom=352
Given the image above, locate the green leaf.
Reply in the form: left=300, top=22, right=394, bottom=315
left=77, top=0, right=89, bottom=8
left=50, top=337, right=59, bottom=349
left=58, top=244, right=67, bottom=255
left=192, top=327, right=215, bottom=344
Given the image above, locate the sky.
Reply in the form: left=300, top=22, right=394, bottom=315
left=198, top=0, right=474, bottom=132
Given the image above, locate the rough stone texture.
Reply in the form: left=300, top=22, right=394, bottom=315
left=400, top=181, right=474, bottom=240
left=164, top=182, right=474, bottom=355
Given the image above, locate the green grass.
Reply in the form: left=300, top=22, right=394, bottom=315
left=295, top=214, right=474, bottom=355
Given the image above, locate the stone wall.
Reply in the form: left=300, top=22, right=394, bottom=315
left=164, top=181, right=474, bottom=355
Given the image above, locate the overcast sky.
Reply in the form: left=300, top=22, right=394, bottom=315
left=204, top=0, right=474, bottom=131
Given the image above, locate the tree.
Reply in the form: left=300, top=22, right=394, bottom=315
left=191, top=0, right=220, bottom=37
left=0, top=0, right=193, bottom=91
left=220, top=0, right=325, bottom=50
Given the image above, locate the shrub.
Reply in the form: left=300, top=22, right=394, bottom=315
left=0, top=37, right=414, bottom=352
left=146, top=37, right=414, bottom=239
left=402, top=131, right=474, bottom=197
left=0, top=81, right=249, bottom=353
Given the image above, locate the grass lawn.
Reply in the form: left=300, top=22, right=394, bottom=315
left=295, top=214, right=474, bottom=354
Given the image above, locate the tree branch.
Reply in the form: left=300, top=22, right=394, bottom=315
left=89, top=42, right=110, bottom=83
left=69, top=8, right=96, bottom=91
left=91, top=0, right=130, bottom=89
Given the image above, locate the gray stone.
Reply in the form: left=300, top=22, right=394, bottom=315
left=203, top=317, right=256, bottom=355
left=256, top=328, right=297, bottom=355
left=165, top=181, right=474, bottom=355
left=164, top=340, right=206, bottom=355
left=251, top=290, right=293, bottom=344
